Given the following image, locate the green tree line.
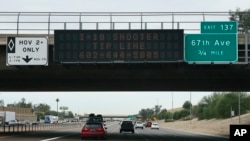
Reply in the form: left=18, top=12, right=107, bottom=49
left=138, top=92, right=250, bottom=121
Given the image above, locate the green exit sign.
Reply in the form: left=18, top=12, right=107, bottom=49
left=184, top=34, right=238, bottom=63
left=201, top=21, right=237, bottom=33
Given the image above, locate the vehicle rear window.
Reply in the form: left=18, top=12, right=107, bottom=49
left=85, top=123, right=102, bottom=128
left=88, top=117, right=103, bottom=122
left=122, top=121, right=133, bottom=125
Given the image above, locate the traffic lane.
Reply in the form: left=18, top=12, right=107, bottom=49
left=107, top=121, right=230, bottom=141
left=140, top=126, right=229, bottom=141
left=0, top=121, right=230, bottom=141
left=0, top=127, right=82, bottom=141
left=0, top=122, right=115, bottom=141
left=160, top=126, right=229, bottom=140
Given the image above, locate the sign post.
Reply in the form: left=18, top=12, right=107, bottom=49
left=6, top=37, right=48, bottom=66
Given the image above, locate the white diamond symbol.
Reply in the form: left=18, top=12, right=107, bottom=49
left=8, top=39, right=15, bottom=51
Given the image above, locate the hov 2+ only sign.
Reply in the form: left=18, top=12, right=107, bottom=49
left=6, top=37, right=48, bottom=66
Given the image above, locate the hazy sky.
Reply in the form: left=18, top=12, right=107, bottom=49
left=0, top=1, right=249, bottom=115
left=0, top=0, right=249, bottom=12
left=0, top=92, right=213, bottom=115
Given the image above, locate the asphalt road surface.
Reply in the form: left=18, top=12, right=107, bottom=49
left=0, top=121, right=229, bottom=141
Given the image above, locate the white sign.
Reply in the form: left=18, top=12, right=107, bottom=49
left=6, top=37, right=48, bottom=66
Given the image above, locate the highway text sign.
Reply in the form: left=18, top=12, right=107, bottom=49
left=201, top=21, right=237, bottom=34
left=184, top=34, right=237, bottom=62
left=54, top=30, right=184, bottom=63
left=6, top=37, right=48, bottom=66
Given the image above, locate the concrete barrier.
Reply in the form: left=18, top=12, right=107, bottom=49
left=0, top=122, right=83, bottom=134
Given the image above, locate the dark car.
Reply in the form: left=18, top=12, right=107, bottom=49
left=145, top=121, right=152, bottom=127
left=81, top=122, right=107, bottom=140
left=120, top=120, right=134, bottom=133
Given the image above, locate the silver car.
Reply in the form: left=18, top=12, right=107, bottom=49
left=135, top=121, right=144, bottom=129
left=151, top=122, right=159, bottom=130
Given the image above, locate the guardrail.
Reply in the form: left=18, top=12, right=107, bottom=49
left=0, top=122, right=82, bottom=134
left=0, top=12, right=245, bottom=34
left=0, top=12, right=249, bottom=64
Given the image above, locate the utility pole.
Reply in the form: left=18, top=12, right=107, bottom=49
left=238, top=93, right=241, bottom=124
left=171, top=92, right=173, bottom=121
left=190, top=91, right=192, bottom=125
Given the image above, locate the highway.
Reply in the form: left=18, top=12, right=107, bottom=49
left=0, top=121, right=229, bottom=141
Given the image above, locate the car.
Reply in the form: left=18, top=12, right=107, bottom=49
left=18, top=120, right=30, bottom=125
left=71, top=119, right=79, bottom=122
left=8, top=120, right=18, bottom=126
left=134, top=121, right=144, bottom=129
left=151, top=122, right=159, bottom=130
left=120, top=120, right=134, bottom=133
left=31, top=121, right=40, bottom=125
left=145, top=121, right=152, bottom=127
left=80, top=122, right=107, bottom=140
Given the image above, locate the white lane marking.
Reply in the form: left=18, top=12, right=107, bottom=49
left=40, top=136, right=65, bottom=141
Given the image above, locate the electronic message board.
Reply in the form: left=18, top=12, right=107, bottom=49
left=54, top=30, right=184, bottom=63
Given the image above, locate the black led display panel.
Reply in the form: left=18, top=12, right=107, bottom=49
left=54, top=30, right=184, bottom=63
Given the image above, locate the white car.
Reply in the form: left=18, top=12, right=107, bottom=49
left=134, top=121, right=144, bottom=129
left=151, top=122, right=159, bottom=130
left=8, top=120, right=18, bottom=126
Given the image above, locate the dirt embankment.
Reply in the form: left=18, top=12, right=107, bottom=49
left=158, top=113, right=250, bottom=137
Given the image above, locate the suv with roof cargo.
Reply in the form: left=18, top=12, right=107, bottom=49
left=120, top=120, right=134, bottom=133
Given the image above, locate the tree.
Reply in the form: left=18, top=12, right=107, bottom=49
left=229, top=8, right=250, bottom=33
left=7, top=98, right=32, bottom=108
left=157, top=109, right=168, bottom=120
left=195, top=92, right=250, bottom=120
left=182, top=101, right=192, bottom=110
left=215, top=92, right=238, bottom=118
left=196, top=93, right=223, bottom=120
left=157, top=109, right=172, bottom=120
left=154, top=105, right=162, bottom=115
left=33, top=103, right=50, bottom=113
left=35, top=112, right=45, bottom=121
left=0, top=100, right=4, bottom=106
left=46, top=110, right=57, bottom=116
left=139, top=108, right=154, bottom=120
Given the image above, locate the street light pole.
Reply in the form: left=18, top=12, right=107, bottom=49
left=56, top=98, right=59, bottom=116
left=171, top=92, right=173, bottom=121
left=238, top=93, right=241, bottom=124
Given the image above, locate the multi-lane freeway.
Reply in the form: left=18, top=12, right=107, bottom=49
left=0, top=121, right=229, bottom=141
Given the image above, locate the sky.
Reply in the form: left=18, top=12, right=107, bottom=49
left=0, top=92, right=213, bottom=115
left=0, top=0, right=249, bottom=12
left=0, top=1, right=249, bottom=115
